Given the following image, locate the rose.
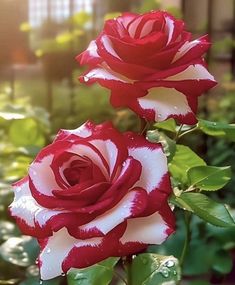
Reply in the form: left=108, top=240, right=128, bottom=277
left=9, top=121, right=175, bottom=280
left=77, top=11, right=217, bottom=124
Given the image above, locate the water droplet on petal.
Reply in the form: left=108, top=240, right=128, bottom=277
left=84, top=76, right=89, bottom=82
left=61, top=272, right=66, bottom=277
left=46, top=248, right=51, bottom=254
left=35, top=259, right=39, bottom=265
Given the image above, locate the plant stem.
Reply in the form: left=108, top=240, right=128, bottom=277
left=179, top=211, right=192, bottom=268
left=139, top=118, right=148, bottom=136
left=113, top=269, right=128, bottom=285
left=177, top=125, right=198, bottom=140
left=174, top=124, right=184, bottom=141
left=123, top=256, right=133, bottom=285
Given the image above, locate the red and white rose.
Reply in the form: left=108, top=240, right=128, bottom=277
left=77, top=11, right=217, bottom=124
left=9, top=121, right=175, bottom=280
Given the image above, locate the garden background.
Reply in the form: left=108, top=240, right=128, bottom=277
left=0, top=0, right=235, bottom=284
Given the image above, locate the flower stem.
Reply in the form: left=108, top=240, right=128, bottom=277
left=179, top=211, right=192, bottom=268
left=139, top=118, right=148, bottom=136
left=123, top=256, right=133, bottom=285
left=177, top=125, right=198, bottom=140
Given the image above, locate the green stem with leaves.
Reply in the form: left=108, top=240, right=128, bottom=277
left=179, top=211, right=192, bottom=267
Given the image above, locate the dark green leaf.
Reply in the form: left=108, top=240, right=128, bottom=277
left=154, top=118, right=176, bottom=133
left=9, top=118, right=45, bottom=147
left=0, top=236, right=39, bottom=267
left=169, top=145, right=206, bottom=185
left=188, top=165, right=231, bottom=191
left=198, top=119, right=235, bottom=141
left=173, top=193, right=235, bottom=227
left=67, top=257, right=119, bottom=285
left=131, top=253, right=180, bottom=285
left=212, top=250, right=233, bottom=274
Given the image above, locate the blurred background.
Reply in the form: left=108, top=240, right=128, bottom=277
left=0, top=0, right=235, bottom=284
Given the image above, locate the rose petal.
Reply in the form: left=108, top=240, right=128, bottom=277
left=39, top=227, right=103, bottom=280
left=166, top=63, right=215, bottom=81
left=137, top=87, right=195, bottom=123
left=127, top=143, right=168, bottom=193
left=9, top=178, right=67, bottom=237
left=55, top=121, right=94, bottom=142
left=78, top=189, right=147, bottom=237
left=120, top=206, right=174, bottom=245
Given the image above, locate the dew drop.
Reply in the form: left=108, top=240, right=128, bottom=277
left=61, top=272, right=66, bottom=277
left=40, top=280, right=43, bottom=285
left=213, top=123, right=217, bottom=126
left=35, top=259, right=39, bottom=265
left=160, top=267, right=169, bottom=278
left=174, top=106, right=178, bottom=110
left=173, top=270, right=177, bottom=276
left=84, top=76, right=89, bottom=82
left=46, top=248, right=51, bottom=254
left=165, top=260, right=175, bottom=268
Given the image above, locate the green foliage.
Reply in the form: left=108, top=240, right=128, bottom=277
left=198, top=119, right=235, bottom=141
left=172, top=193, right=235, bottom=227
left=67, top=258, right=119, bottom=285
left=187, top=165, right=231, bottom=191
left=130, top=253, right=180, bottom=285
left=154, top=118, right=177, bottom=133
left=169, top=145, right=206, bottom=186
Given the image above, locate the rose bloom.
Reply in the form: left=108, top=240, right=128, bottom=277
left=9, top=121, right=175, bottom=280
left=77, top=11, right=217, bottom=124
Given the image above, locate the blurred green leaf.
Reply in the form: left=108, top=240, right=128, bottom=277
left=198, top=119, right=235, bottom=141
left=9, top=118, right=45, bottom=147
left=169, top=145, right=206, bottom=185
left=0, top=237, right=39, bottom=267
left=212, top=249, right=233, bottom=274
left=131, top=253, right=180, bottom=285
left=67, top=257, right=119, bottom=285
left=187, top=165, right=231, bottom=191
left=19, top=276, right=61, bottom=285
left=173, top=193, right=235, bottom=227
left=0, top=221, right=20, bottom=243
left=154, top=118, right=176, bottom=133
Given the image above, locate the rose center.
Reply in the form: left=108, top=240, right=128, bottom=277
left=63, top=159, right=91, bottom=186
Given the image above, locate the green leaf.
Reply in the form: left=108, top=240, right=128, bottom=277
left=173, top=193, right=235, bottom=227
left=188, top=165, right=231, bottom=191
left=154, top=118, right=176, bottom=133
left=0, top=221, right=20, bottom=243
left=0, top=236, right=39, bottom=267
left=212, top=249, right=233, bottom=274
left=67, top=257, right=119, bottom=285
left=169, top=145, right=206, bottom=185
left=198, top=119, right=235, bottom=141
left=131, top=253, right=181, bottom=285
left=9, top=118, right=45, bottom=147
left=147, top=130, right=176, bottom=161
